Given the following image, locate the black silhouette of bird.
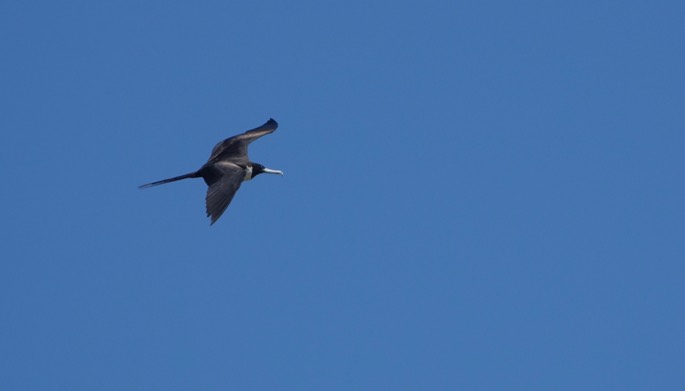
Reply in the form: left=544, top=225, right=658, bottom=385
left=139, top=118, right=283, bottom=225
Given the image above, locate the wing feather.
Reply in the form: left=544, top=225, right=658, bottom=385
left=207, top=118, right=278, bottom=164
left=204, top=163, right=245, bottom=224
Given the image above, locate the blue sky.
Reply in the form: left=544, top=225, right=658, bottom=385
left=1, top=1, right=684, bottom=389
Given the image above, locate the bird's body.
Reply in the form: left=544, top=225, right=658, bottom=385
left=139, top=118, right=283, bottom=224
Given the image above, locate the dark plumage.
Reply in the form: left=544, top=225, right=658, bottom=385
left=139, top=118, right=283, bottom=224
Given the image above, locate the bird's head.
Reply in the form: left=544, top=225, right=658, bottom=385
left=251, top=163, right=284, bottom=178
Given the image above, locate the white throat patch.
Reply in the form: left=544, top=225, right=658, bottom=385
left=243, top=165, right=253, bottom=181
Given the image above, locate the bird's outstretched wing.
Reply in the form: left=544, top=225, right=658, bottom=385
left=204, top=162, right=245, bottom=225
left=207, top=118, right=278, bottom=164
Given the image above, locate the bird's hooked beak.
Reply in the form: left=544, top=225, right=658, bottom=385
left=262, top=167, right=284, bottom=176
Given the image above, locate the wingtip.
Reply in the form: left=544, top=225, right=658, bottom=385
left=267, top=118, right=278, bottom=128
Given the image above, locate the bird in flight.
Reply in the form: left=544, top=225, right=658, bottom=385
left=139, top=118, right=283, bottom=225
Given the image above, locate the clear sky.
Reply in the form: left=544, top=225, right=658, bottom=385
left=1, top=1, right=683, bottom=390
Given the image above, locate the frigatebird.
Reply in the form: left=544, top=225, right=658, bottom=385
left=139, top=118, right=283, bottom=225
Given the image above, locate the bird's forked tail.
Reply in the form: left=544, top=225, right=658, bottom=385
left=138, top=172, right=199, bottom=189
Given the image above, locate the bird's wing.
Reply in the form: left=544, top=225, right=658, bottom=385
left=207, top=118, right=278, bottom=164
left=204, top=162, right=245, bottom=225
